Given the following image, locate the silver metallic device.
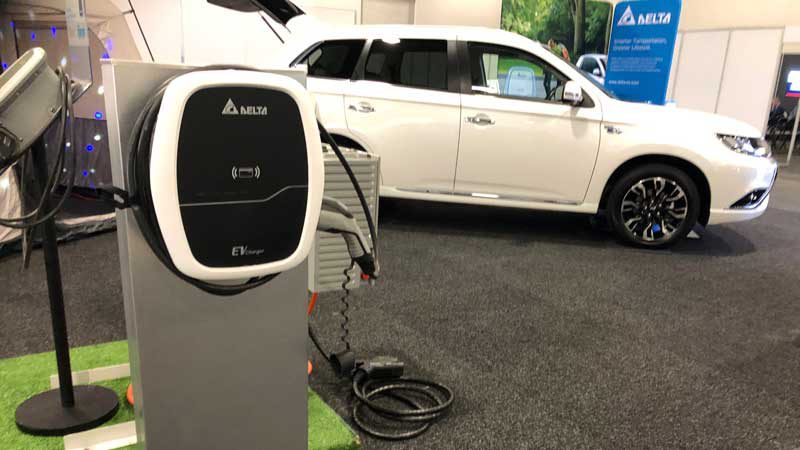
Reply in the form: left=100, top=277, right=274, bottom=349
left=0, top=48, right=62, bottom=169
left=310, top=148, right=380, bottom=291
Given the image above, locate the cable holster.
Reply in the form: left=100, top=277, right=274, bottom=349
left=95, top=186, right=135, bottom=210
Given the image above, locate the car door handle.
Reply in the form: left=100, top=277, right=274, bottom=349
left=466, top=114, right=495, bottom=126
left=348, top=102, right=375, bottom=113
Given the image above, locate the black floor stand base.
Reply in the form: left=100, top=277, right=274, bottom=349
left=15, top=385, right=120, bottom=437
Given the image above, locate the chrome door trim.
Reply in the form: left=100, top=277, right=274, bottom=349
left=395, top=187, right=579, bottom=205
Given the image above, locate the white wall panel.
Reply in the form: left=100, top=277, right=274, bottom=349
left=414, top=0, right=501, bottom=28
left=672, top=31, right=729, bottom=113
left=716, top=28, right=784, bottom=131
left=363, top=0, right=415, bottom=25
left=127, top=0, right=183, bottom=63
left=785, top=26, right=800, bottom=53
left=297, top=0, right=362, bottom=25
left=305, top=6, right=357, bottom=25
left=181, top=1, right=285, bottom=67
left=666, top=32, right=682, bottom=102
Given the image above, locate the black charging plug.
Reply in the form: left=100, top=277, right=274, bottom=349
left=330, top=352, right=404, bottom=381
left=358, top=356, right=404, bottom=380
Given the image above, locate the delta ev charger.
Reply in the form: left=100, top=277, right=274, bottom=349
left=135, top=70, right=323, bottom=289
left=106, top=59, right=446, bottom=448
left=104, top=62, right=380, bottom=449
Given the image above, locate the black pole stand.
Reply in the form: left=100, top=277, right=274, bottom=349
left=15, top=138, right=119, bottom=436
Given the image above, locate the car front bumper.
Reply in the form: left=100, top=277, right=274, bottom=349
left=707, top=157, right=778, bottom=225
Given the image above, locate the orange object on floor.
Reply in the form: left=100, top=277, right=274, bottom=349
left=126, top=384, right=134, bottom=406
left=308, top=292, right=319, bottom=376
left=307, top=292, right=319, bottom=316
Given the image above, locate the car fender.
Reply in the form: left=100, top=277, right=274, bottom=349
left=583, top=129, right=718, bottom=210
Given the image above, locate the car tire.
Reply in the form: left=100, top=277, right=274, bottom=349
left=607, top=164, right=701, bottom=248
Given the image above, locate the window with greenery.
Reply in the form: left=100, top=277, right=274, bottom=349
left=469, top=43, right=568, bottom=102
left=501, top=0, right=612, bottom=59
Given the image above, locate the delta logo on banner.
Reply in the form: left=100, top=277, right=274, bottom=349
left=787, top=70, right=800, bottom=98
left=617, top=5, right=674, bottom=27
left=605, top=0, right=682, bottom=105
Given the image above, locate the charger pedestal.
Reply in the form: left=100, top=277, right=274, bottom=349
left=15, top=139, right=119, bottom=436
left=102, top=60, right=309, bottom=450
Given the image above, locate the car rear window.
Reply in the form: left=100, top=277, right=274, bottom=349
left=364, top=39, right=448, bottom=91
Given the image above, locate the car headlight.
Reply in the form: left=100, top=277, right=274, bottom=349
left=717, top=134, right=771, bottom=157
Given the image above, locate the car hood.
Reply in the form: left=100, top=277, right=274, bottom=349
left=602, top=99, right=763, bottom=138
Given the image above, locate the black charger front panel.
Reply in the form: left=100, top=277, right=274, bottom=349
left=176, top=86, right=309, bottom=268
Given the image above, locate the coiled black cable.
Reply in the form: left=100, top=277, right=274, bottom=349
left=308, top=317, right=454, bottom=440
left=352, top=372, right=454, bottom=440
left=309, top=131, right=452, bottom=441
left=338, top=261, right=356, bottom=351
left=309, top=261, right=453, bottom=441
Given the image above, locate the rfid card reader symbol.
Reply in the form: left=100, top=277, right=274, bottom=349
left=231, top=165, right=261, bottom=180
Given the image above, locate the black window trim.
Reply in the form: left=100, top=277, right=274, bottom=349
left=290, top=39, right=367, bottom=81
left=460, top=41, right=595, bottom=108
left=351, top=38, right=461, bottom=95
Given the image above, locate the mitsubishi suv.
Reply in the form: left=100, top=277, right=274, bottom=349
left=212, top=1, right=778, bottom=248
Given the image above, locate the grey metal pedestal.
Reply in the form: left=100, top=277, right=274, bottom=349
left=102, top=60, right=308, bottom=450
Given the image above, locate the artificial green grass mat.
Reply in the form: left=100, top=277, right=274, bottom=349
left=0, top=341, right=359, bottom=450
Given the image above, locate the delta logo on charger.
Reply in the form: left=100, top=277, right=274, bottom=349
left=618, top=5, right=672, bottom=26
left=222, top=98, right=269, bottom=116
left=787, top=70, right=800, bottom=98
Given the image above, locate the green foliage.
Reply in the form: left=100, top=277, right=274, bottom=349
left=501, top=0, right=611, bottom=57
left=498, top=57, right=545, bottom=77
left=585, top=2, right=611, bottom=54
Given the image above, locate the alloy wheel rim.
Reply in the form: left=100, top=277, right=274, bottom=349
left=620, top=177, right=688, bottom=242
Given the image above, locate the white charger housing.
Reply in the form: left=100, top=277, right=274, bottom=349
left=148, top=70, right=323, bottom=281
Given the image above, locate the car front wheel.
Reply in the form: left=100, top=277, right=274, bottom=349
left=607, top=164, right=700, bottom=248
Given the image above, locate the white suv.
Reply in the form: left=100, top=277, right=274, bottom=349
left=215, top=2, right=778, bottom=247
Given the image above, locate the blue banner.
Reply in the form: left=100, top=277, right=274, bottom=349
left=605, top=0, right=682, bottom=105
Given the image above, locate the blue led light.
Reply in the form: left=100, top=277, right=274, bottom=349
left=86, top=144, right=94, bottom=152
left=102, top=52, right=110, bottom=59
left=30, top=32, right=35, bottom=41
left=653, top=224, right=662, bottom=233
left=94, top=111, right=103, bottom=120
left=82, top=170, right=89, bottom=177
left=51, top=26, right=57, bottom=37
left=1, top=63, right=7, bottom=70
left=9, top=21, right=14, bottom=29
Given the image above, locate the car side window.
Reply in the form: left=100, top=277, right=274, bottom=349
left=297, top=40, right=365, bottom=80
left=364, top=39, right=448, bottom=91
left=468, top=43, right=568, bottom=103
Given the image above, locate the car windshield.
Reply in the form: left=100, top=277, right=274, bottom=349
left=537, top=43, right=618, bottom=99
left=569, top=59, right=619, bottom=99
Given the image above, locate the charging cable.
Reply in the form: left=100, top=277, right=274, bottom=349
left=308, top=265, right=453, bottom=440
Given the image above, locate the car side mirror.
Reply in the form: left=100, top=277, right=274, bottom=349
left=472, top=85, right=498, bottom=95
left=561, top=81, right=583, bottom=106
left=592, top=68, right=601, bottom=76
